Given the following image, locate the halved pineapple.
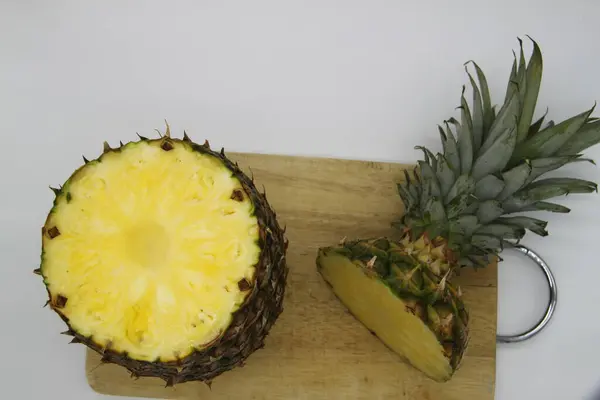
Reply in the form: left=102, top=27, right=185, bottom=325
left=36, top=131, right=288, bottom=386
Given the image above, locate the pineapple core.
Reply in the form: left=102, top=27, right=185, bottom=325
left=41, top=141, right=261, bottom=362
left=317, top=252, right=452, bottom=382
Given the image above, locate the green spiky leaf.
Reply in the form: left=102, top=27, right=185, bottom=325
left=420, top=179, right=433, bottom=211
left=466, top=68, right=484, bottom=152
left=445, top=175, right=475, bottom=204
left=471, top=234, right=503, bottom=251
left=524, top=156, right=583, bottom=185
left=515, top=38, right=527, bottom=95
left=478, top=92, right=520, bottom=157
left=449, top=215, right=479, bottom=236
left=477, top=200, right=504, bottom=224
left=418, top=160, right=441, bottom=198
left=502, top=178, right=597, bottom=211
left=458, top=88, right=474, bottom=174
left=468, top=61, right=494, bottom=134
left=512, top=105, right=596, bottom=162
left=397, top=183, right=415, bottom=209
left=474, top=223, right=526, bottom=240
left=415, top=146, right=437, bottom=172
left=403, top=169, right=420, bottom=201
left=524, top=177, right=598, bottom=196
left=497, top=161, right=532, bottom=200
left=528, top=108, right=548, bottom=137
left=446, top=193, right=473, bottom=219
left=517, top=201, right=570, bottom=213
left=472, top=126, right=517, bottom=181
left=442, top=121, right=461, bottom=172
left=516, top=38, right=543, bottom=143
left=504, top=53, right=518, bottom=103
left=428, top=198, right=446, bottom=223
left=495, top=216, right=548, bottom=236
left=474, top=175, right=505, bottom=200
left=556, top=120, right=600, bottom=156
left=435, top=153, right=455, bottom=198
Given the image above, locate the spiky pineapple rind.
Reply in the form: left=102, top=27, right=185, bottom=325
left=37, top=134, right=290, bottom=386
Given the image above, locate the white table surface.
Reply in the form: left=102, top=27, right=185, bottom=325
left=3, top=1, right=600, bottom=399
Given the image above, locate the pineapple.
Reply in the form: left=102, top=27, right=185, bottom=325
left=35, top=127, right=289, bottom=386
left=317, top=37, right=600, bottom=382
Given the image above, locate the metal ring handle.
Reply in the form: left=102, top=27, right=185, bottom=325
left=496, top=244, right=558, bottom=344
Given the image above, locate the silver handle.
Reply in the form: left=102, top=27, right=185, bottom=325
left=496, top=244, right=558, bottom=344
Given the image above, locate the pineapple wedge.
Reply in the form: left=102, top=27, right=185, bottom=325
left=317, top=238, right=468, bottom=382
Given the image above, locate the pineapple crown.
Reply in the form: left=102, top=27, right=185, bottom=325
left=394, top=37, right=599, bottom=268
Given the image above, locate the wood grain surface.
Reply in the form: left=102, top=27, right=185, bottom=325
left=86, top=152, right=497, bottom=400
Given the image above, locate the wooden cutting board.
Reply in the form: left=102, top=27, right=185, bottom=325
left=86, top=152, right=497, bottom=400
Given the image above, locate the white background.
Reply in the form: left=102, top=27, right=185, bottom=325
left=2, top=1, right=600, bottom=399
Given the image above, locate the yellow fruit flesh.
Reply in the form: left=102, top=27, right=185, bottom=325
left=42, top=141, right=260, bottom=362
left=317, top=251, right=452, bottom=381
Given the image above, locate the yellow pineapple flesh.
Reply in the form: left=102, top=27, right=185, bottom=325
left=37, top=133, right=289, bottom=385
left=42, top=140, right=260, bottom=362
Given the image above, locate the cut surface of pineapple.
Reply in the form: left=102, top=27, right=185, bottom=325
left=41, top=140, right=261, bottom=362
left=317, top=249, right=453, bottom=382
